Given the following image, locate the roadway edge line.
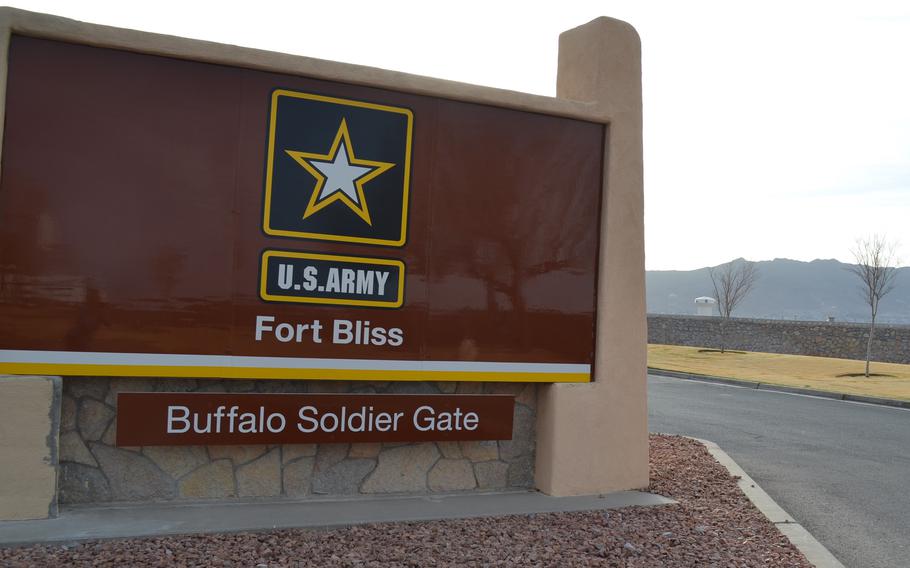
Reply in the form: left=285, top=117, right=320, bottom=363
left=688, top=436, right=845, bottom=568
left=648, top=368, right=910, bottom=409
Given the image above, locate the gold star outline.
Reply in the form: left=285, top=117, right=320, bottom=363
left=285, top=119, right=395, bottom=226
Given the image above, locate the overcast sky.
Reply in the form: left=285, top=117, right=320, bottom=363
left=9, top=0, right=909, bottom=270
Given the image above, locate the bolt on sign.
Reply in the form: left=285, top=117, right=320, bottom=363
left=0, top=36, right=604, bottom=383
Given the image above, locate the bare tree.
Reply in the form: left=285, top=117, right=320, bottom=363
left=709, top=259, right=758, bottom=353
left=848, top=235, right=900, bottom=377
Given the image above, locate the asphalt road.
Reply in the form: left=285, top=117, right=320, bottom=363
left=648, top=374, right=910, bottom=568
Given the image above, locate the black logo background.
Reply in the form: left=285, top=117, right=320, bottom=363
left=266, top=92, right=411, bottom=245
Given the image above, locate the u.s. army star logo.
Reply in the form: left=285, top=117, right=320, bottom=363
left=263, top=90, right=413, bottom=247
left=286, top=118, right=393, bottom=226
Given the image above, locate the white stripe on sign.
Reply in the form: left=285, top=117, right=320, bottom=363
left=0, top=350, right=590, bottom=374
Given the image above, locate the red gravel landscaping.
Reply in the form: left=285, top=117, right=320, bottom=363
left=0, top=434, right=811, bottom=567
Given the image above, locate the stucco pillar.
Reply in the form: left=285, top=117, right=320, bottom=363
left=0, top=376, right=61, bottom=519
left=534, top=17, right=648, bottom=495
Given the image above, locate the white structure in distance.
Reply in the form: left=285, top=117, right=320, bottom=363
left=694, top=296, right=717, bottom=316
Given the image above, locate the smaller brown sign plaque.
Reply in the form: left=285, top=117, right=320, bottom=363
left=117, top=393, right=514, bottom=446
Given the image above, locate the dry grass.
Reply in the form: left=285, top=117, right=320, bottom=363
left=648, top=344, right=910, bottom=401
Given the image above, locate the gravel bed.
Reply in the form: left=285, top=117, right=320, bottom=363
left=1, top=435, right=812, bottom=567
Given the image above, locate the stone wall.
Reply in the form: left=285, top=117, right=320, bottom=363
left=59, top=377, right=535, bottom=504
left=648, top=314, right=910, bottom=364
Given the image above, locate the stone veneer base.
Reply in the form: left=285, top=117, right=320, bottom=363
left=58, top=377, right=537, bottom=504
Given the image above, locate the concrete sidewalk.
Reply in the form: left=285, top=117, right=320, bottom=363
left=0, top=490, right=673, bottom=547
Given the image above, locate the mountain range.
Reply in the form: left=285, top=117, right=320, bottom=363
left=646, top=258, right=910, bottom=324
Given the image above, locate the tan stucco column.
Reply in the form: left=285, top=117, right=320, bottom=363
left=0, top=376, right=61, bottom=519
left=534, top=17, right=648, bottom=495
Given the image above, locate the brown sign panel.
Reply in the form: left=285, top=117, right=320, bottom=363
left=0, top=36, right=603, bottom=383
left=116, top=393, right=514, bottom=446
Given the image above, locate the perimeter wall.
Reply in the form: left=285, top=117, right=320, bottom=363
left=648, top=314, right=910, bottom=364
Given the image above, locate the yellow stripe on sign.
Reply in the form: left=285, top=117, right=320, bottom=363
left=0, top=363, right=590, bottom=383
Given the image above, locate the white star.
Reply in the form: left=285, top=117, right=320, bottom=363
left=310, top=140, right=375, bottom=206
left=285, top=118, right=395, bottom=225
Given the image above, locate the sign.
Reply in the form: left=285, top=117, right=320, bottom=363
left=0, top=36, right=604, bottom=383
left=116, top=393, right=514, bottom=446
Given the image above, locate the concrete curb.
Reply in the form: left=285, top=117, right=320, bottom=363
left=650, top=368, right=910, bottom=409
left=690, top=437, right=844, bottom=568
left=0, top=490, right=674, bottom=547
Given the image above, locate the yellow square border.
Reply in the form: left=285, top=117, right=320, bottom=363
left=263, top=90, right=414, bottom=247
left=260, top=250, right=405, bottom=308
